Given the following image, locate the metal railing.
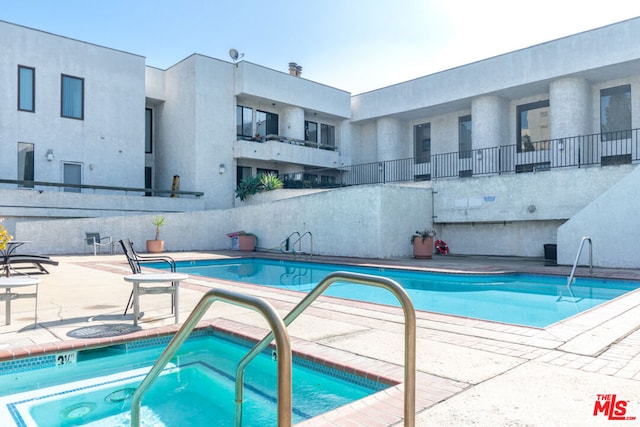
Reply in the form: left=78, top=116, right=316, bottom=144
left=238, top=133, right=338, bottom=151
left=236, top=271, right=416, bottom=426
left=282, top=128, right=640, bottom=188
left=130, top=288, right=292, bottom=427
left=290, top=231, right=312, bottom=256
left=567, top=236, right=593, bottom=287
left=0, top=179, right=204, bottom=198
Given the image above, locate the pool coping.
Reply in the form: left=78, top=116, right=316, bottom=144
left=0, top=318, right=466, bottom=426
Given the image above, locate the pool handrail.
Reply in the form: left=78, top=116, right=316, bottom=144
left=290, top=231, right=313, bottom=256
left=567, top=236, right=593, bottom=287
left=280, top=231, right=300, bottom=253
left=235, top=271, right=417, bottom=427
left=130, top=288, right=292, bottom=427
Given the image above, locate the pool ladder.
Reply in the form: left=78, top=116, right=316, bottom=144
left=280, top=231, right=313, bottom=257
left=567, top=236, right=593, bottom=288
left=558, top=237, right=592, bottom=303
left=130, top=272, right=417, bottom=427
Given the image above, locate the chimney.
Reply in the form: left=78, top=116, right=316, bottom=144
left=295, top=65, right=302, bottom=77
left=288, top=62, right=297, bottom=76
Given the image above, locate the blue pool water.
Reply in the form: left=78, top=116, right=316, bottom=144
left=159, top=258, right=639, bottom=328
left=0, top=331, right=381, bottom=426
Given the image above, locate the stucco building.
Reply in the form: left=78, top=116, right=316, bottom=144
left=2, top=18, right=640, bottom=267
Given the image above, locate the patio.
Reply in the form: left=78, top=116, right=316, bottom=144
left=0, top=251, right=639, bottom=426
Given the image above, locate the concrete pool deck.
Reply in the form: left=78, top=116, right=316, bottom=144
left=0, top=251, right=639, bottom=426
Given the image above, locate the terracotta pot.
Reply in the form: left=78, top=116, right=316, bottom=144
left=412, top=236, right=434, bottom=259
left=237, top=235, right=256, bottom=251
left=146, top=239, right=165, bottom=253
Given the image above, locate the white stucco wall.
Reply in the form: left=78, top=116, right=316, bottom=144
left=351, top=18, right=640, bottom=122
left=16, top=185, right=430, bottom=258
left=1, top=20, right=146, bottom=189
left=236, top=62, right=351, bottom=119
left=431, top=166, right=636, bottom=259
left=558, top=165, right=640, bottom=268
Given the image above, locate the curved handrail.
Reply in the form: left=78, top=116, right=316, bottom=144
left=280, top=231, right=300, bottom=252
left=130, top=288, right=292, bottom=427
left=235, top=271, right=416, bottom=426
left=291, top=231, right=313, bottom=255
left=567, top=236, right=592, bottom=287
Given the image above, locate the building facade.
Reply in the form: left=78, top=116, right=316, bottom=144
left=2, top=18, right=640, bottom=266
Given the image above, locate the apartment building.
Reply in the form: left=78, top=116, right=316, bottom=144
left=2, top=18, right=640, bottom=266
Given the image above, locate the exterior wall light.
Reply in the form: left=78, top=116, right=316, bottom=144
left=476, top=150, right=483, bottom=160
left=46, top=149, right=54, bottom=161
left=219, top=163, right=225, bottom=174
left=558, top=140, right=565, bottom=150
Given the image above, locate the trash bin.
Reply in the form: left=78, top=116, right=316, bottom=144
left=543, top=244, right=557, bottom=261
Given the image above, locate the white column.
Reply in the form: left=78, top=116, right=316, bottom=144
left=471, top=96, right=509, bottom=174
left=550, top=78, right=591, bottom=167
left=281, top=106, right=305, bottom=140
left=376, top=117, right=404, bottom=161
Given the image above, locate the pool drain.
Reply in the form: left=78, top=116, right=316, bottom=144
left=61, top=402, right=96, bottom=419
left=105, top=387, right=137, bottom=403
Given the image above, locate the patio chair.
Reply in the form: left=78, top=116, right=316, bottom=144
left=86, top=232, right=114, bottom=256
left=3, top=254, right=58, bottom=275
left=119, top=239, right=177, bottom=315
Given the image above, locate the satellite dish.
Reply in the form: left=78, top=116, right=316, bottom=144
left=229, top=49, right=239, bottom=61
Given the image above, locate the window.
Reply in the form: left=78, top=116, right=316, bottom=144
left=414, top=123, right=431, bottom=163
left=305, top=121, right=318, bottom=142
left=458, top=115, right=472, bottom=158
left=18, top=66, right=35, bottom=112
left=516, top=100, right=549, bottom=152
left=61, top=74, right=84, bottom=119
left=236, top=166, right=252, bottom=186
left=256, top=110, right=278, bottom=137
left=257, top=168, right=278, bottom=177
left=145, top=108, right=153, bottom=153
left=321, top=124, right=336, bottom=147
left=63, top=162, right=82, bottom=193
left=600, top=85, right=631, bottom=141
left=17, top=142, right=34, bottom=188
left=236, top=106, right=253, bottom=139
left=145, top=166, right=152, bottom=196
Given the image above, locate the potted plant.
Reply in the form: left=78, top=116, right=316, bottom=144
left=146, top=215, right=166, bottom=253
left=411, top=229, right=436, bottom=259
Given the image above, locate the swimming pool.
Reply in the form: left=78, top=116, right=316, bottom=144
left=159, top=258, right=639, bottom=328
left=0, top=329, right=384, bottom=426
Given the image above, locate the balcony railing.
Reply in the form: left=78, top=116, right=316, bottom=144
left=0, top=179, right=204, bottom=198
left=282, top=128, right=640, bottom=188
left=237, top=134, right=337, bottom=151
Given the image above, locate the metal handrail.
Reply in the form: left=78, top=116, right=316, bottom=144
left=130, top=288, right=292, bottom=427
left=291, top=231, right=313, bottom=256
left=567, top=236, right=593, bottom=287
left=235, top=271, right=416, bottom=426
left=280, top=231, right=300, bottom=253
left=0, top=178, right=204, bottom=197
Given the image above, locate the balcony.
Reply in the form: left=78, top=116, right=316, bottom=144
left=282, top=128, right=640, bottom=188
left=233, top=134, right=340, bottom=169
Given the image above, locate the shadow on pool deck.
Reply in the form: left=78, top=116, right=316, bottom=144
left=1, top=251, right=639, bottom=426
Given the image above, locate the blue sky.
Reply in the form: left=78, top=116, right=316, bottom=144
left=2, top=1, right=640, bottom=94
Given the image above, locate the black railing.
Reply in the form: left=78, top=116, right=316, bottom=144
left=238, top=134, right=338, bottom=151
left=0, top=179, right=204, bottom=198
left=282, top=128, right=640, bottom=188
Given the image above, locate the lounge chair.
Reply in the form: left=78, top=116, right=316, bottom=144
left=119, top=239, right=177, bottom=315
left=2, top=254, right=58, bottom=275
left=86, top=232, right=114, bottom=255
